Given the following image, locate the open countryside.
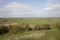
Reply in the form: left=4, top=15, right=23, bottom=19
left=0, top=18, right=60, bottom=40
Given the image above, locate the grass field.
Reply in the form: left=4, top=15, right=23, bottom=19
left=0, top=18, right=60, bottom=40
left=2, top=18, right=60, bottom=24
left=0, top=30, right=60, bottom=40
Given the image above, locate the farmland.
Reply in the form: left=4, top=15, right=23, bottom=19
left=0, top=18, right=60, bottom=40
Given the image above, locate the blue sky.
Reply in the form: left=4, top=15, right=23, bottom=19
left=0, top=0, right=60, bottom=18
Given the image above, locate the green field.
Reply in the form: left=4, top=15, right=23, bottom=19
left=0, top=30, right=60, bottom=40
left=2, top=18, right=60, bottom=24
left=0, top=18, right=60, bottom=40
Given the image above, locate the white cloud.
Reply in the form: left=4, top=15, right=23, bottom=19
left=0, top=1, right=60, bottom=18
left=5, top=2, right=31, bottom=12
left=0, top=2, right=34, bottom=18
left=45, top=4, right=60, bottom=11
left=44, top=4, right=60, bottom=17
left=41, top=0, right=60, bottom=17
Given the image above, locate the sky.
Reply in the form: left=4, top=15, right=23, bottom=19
left=0, top=0, right=60, bottom=18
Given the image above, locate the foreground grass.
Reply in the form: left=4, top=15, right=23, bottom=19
left=0, top=31, right=44, bottom=40
left=19, top=30, right=60, bottom=40
left=0, top=30, right=60, bottom=40
left=40, top=29, right=60, bottom=40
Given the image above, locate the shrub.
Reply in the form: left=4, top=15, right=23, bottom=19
left=50, top=23, right=60, bottom=29
left=25, top=23, right=35, bottom=31
left=25, top=23, right=30, bottom=31
left=35, top=24, right=40, bottom=30
left=28, top=24, right=35, bottom=31
left=0, top=25, right=10, bottom=35
left=9, top=24, right=20, bottom=34
left=40, top=24, right=51, bottom=30
left=18, top=24, right=25, bottom=33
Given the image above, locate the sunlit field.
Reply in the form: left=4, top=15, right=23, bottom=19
left=0, top=18, right=60, bottom=40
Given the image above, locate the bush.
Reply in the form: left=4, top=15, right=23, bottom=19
left=25, top=24, right=35, bottom=31
left=0, top=26, right=10, bottom=35
left=40, top=24, right=51, bottom=30
left=9, top=24, right=20, bottom=34
left=18, top=24, right=25, bottom=33
left=35, top=24, right=40, bottom=30
left=50, top=23, right=60, bottom=29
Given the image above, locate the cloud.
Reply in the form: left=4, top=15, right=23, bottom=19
left=44, top=2, right=60, bottom=17
left=0, top=2, right=34, bottom=18
left=45, top=4, right=60, bottom=11
left=0, top=1, right=60, bottom=18
left=5, top=2, right=31, bottom=12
